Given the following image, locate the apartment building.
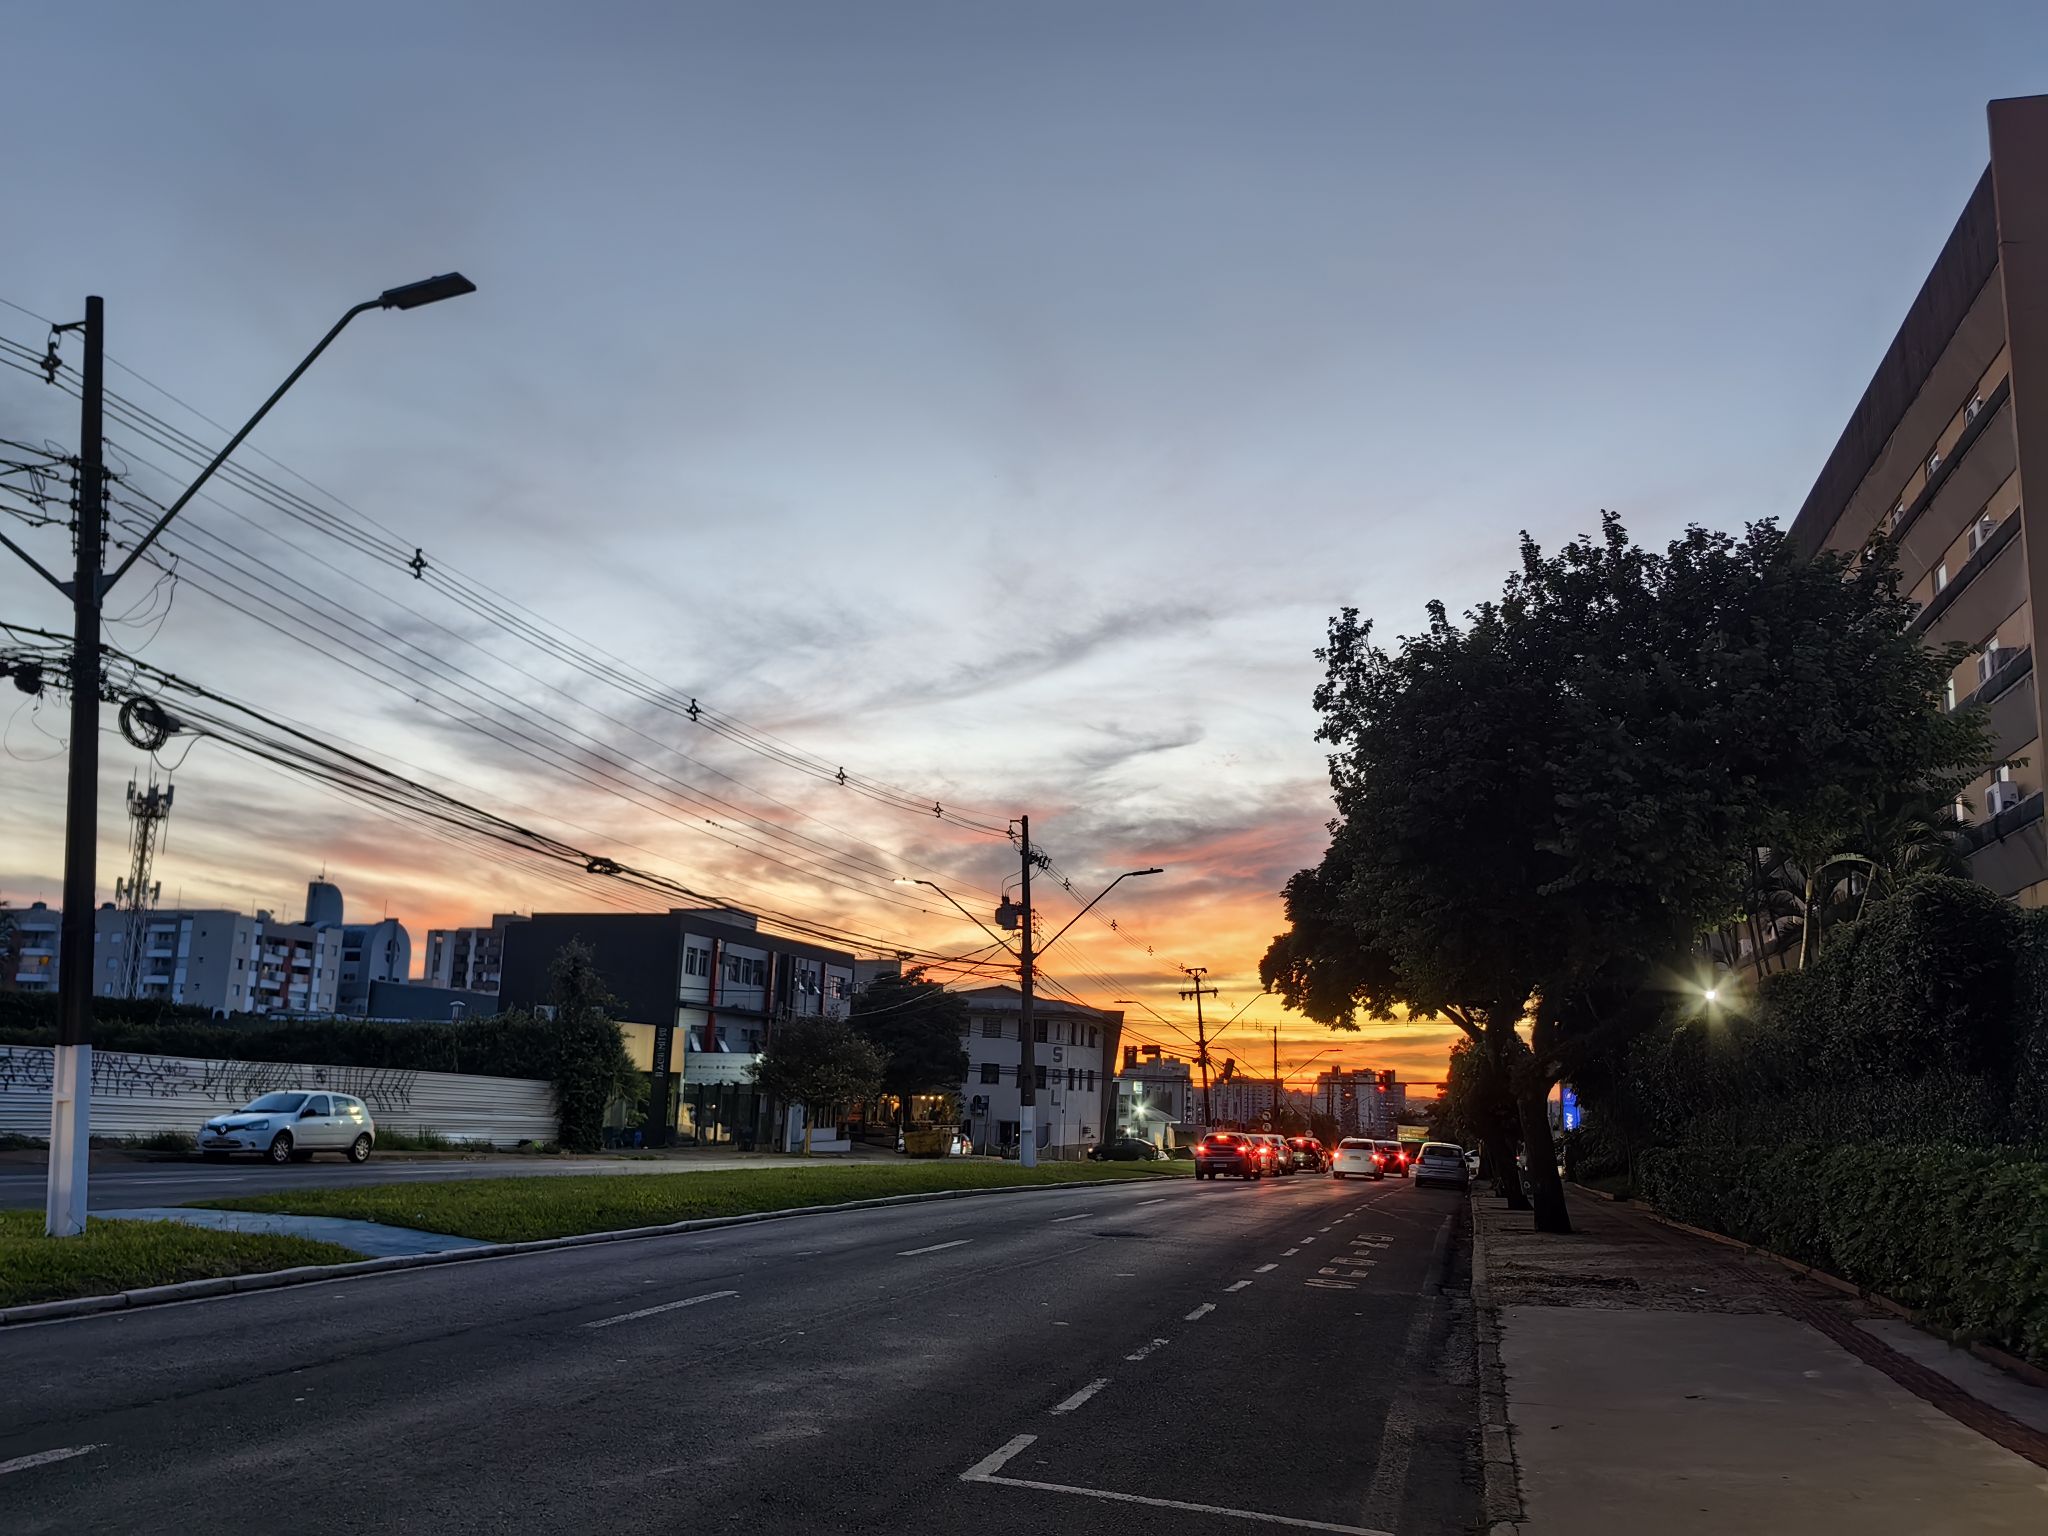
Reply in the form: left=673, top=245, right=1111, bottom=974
left=499, top=908, right=856, bottom=1150
left=90, top=905, right=342, bottom=1015
left=1205, top=1077, right=1312, bottom=1129
left=422, top=914, right=527, bottom=993
left=5, top=901, right=61, bottom=993
left=1312, top=1069, right=1405, bottom=1138
left=1791, top=95, right=2048, bottom=905
left=337, top=918, right=412, bottom=1012
left=958, top=987, right=1121, bottom=1157
left=1115, top=1049, right=1196, bottom=1145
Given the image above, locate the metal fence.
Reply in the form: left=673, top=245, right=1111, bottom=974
left=0, top=1044, right=556, bottom=1147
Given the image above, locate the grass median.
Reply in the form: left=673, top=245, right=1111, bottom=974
left=0, top=1210, right=359, bottom=1309
left=197, top=1159, right=1189, bottom=1244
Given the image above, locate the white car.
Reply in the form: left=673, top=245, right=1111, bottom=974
left=1330, top=1137, right=1384, bottom=1180
left=200, top=1091, right=377, bottom=1165
left=1414, top=1140, right=1471, bottom=1189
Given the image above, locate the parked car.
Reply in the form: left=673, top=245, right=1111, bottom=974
left=1331, top=1137, right=1383, bottom=1179
left=1373, top=1140, right=1410, bottom=1177
left=1194, top=1130, right=1262, bottom=1180
left=1089, top=1136, right=1165, bottom=1162
left=200, top=1091, right=375, bottom=1165
left=1285, top=1135, right=1327, bottom=1173
left=1414, top=1141, right=1471, bottom=1190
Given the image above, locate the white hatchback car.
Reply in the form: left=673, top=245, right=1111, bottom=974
left=200, top=1091, right=377, bottom=1165
left=1413, top=1140, right=1471, bottom=1189
left=1330, top=1136, right=1384, bottom=1180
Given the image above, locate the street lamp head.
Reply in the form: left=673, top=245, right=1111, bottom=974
left=378, top=272, right=477, bottom=311
left=1129, top=867, right=1164, bottom=877
left=893, top=877, right=918, bottom=887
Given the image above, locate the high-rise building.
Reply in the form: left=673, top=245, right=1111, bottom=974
left=423, top=914, right=527, bottom=994
left=91, top=905, right=341, bottom=1015
left=1791, top=94, right=2048, bottom=906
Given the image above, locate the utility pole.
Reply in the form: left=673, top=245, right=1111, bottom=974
left=1016, top=814, right=1037, bottom=1168
left=48, top=297, right=105, bottom=1238
left=1180, top=965, right=1217, bottom=1127
left=1270, top=1024, right=1282, bottom=1132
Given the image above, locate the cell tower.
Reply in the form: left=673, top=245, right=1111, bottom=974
left=114, top=777, right=174, bottom=999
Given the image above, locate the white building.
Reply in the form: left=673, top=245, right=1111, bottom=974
left=957, top=986, right=1120, bottom=1158
left=92, top=905, right=341, bottom=1015
left=1115, top=1052, right=1196, bottom=1147
left=423, top=913, right=526, bottom=993
left=338, top=918, right=412, bottom=1012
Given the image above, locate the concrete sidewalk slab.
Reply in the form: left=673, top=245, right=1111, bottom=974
left=1502, top=1305, right=2048, bottom=1534
left=99, top=1207, right=491, bottom=1258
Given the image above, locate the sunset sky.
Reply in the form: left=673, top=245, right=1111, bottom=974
left=5, top=3, right=2047, bottom=1092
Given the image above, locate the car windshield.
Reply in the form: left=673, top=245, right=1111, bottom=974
left=241, top=1092, right=307, bottom=1113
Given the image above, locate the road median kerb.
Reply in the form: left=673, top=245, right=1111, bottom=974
left=0, top=1171, right=1178, bottom=1328
left=1468, top=1188, right=1523, bottom=1534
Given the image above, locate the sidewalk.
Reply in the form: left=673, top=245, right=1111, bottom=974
left=1474, top=1189, right=2048, bottom=1535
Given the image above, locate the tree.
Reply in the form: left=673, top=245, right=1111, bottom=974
left=751, top=1016, right=885, bottom=1155
left=1265, top=516, right=1984, bottom=1233
left=849, top=969, right=970, bottom=1124
left=544, top=940, right=639, bottom=1153
left=1308, top=1108, right=1342, bottom=1147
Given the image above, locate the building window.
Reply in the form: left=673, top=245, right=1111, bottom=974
left=980, top=1062, right=1000, bottom=1085
left=724, top=955, right=741, bottom=982
left=1934, top=563, right=1949, bottom=593
left=1034, top=1020, right=1048, bottom=1043
left=1967, top=394, right=1985, bottom=421
left=1067, top=1067, right=1077, bottom=1090
left=1945, top=676, right=1958, bottom=712
left=1087, top=1026, right=1098, bottom=1048
left=982, top=1018, right=1004, bottom=1039
left=1928, top=450, right=1943, bottom=477
left=684, top=946, right=709, bottom=978
left=1034, top=1064, right=1048, bottom=1089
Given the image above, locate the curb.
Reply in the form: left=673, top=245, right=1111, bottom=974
left=1633, top=1203, right=2048, bottom=1393
left=1467, top=1189, right=1523, bottom=1533
left=0, top=1171, right=1181, bottom=1329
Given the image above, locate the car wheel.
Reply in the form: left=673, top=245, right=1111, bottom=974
left=348, top=1134, right=373, bottom=1164
left=201, top=1150, right=229, bottom=1163
left=266, top=1132, right=294, bottom=1165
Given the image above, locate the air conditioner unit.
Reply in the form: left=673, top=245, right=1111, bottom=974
left=1970, top=515, right=1997, bottom=552
left=1928, top=451, right=1944, bottom=476
left=1978, top=647, right=2004, bottom=685
left=1967, top=394, right=1984, bottom=421
left=1987, top=781, right=2024, bottom=817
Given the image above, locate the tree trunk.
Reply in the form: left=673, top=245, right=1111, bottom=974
left=1516, top=1088, right=1571, bottom=1234
left=801, top=1113, right=813, bottom=1157
left=1484, top=1125, right=1528, bottom=1208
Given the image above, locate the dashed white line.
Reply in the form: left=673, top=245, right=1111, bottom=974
left=898, top=1239, right=972, bottom=1256
left=1125, top=1336, right=1172, bottom=1361
left=1051, top=1213, right=1091, bottom=1223
left=1137, top=1197, right=1167, bottom=1205
left=584, top=1289, right=738, bottom=1329
left=1256, top=1262, right=1278, bottom=1273
left=1050, top=1377, right=1111, bottom=1414
left=1225, top=1280, right=1252, bottom=1292
left=1283, top=1247, right=1300, bottom=1256
left=1318, top=1225, right=1333, bottom=1233
left=1299, top=1236, right=1316, bottom=1244
left=1185, top=1302, right=1217, bottom=1321
left=0, top=1445, right=103, bottom=1478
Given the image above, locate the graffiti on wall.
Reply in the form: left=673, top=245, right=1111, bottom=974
left=0, top=1047, right=417, bottom=1112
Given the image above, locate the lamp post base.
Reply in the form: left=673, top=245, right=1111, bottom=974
left=46, top=1043, right=90, bottom=1236
left=1018, top=1105, right=1037, bottom=1169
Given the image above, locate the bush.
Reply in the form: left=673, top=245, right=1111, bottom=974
left=1638, top=1143, right=2048, bottom=1367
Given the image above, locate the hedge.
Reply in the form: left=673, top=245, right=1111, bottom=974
left=1638, top=1143, right=2048, bottom=1368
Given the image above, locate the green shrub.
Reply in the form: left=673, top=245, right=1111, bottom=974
left=1639, top=1143, right=2048, bottom=1367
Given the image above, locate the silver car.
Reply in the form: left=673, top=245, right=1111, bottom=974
left=1413, top=1140, right=1471, bottom=1189
left=200, top=1091, right=377, bottom=1165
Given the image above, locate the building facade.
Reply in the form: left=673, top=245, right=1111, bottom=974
left=500, top=907, right=855, bottom=1150
left=90, top=905, right=342, bottom=1015
left=337, top=918, right=411, bottom=1012
left=1115, top=1050, right=1196, bottom=1146
left=1311, top=1069, right=1406, bottom=1138
left=423, top=914, right=527, bottom=994
left=956, top=986, right=1121, bottom=1158
left=5, top=901, right=60, bottom=993
left=1791, top=95, right=2048, bottom=906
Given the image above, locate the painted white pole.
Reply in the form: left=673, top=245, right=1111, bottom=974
left=46, top=1044, right=90, bottom=1235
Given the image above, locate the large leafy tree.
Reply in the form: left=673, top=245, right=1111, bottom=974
left=751, top=1016, right=886, bottom=1155
left=544, top=940, right=640, bottom=1153
left=1265, top=516, right=1983, bottom=1233
left=850, top=969, right=970, bottom=1122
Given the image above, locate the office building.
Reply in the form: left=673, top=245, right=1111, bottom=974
left=500, top=907, right=856, bottom=1150
left=958, top=987, right=1121, bottom=1158
left=1791, top=94, right=2048, bottom=904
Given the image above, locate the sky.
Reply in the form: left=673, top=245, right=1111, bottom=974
left=3, top=1, right=2046, bottom=1093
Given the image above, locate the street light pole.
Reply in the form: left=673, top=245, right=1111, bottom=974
left=1180, top=966, right=1218, bottom=1126
left=14, top=276, right=474, bottom=1235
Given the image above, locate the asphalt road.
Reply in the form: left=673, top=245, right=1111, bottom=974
left=0, top=1154, right=783, bottom=1211
left=0, top=1172, right=1480, bottom=1535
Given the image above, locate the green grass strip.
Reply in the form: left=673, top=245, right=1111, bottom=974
left=199, top=1159, right=1188, bottom=1243
left=0, top=1210, right=359, bottom=1308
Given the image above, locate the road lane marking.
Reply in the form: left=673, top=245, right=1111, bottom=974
left=960, top=1432, right=1394, bottom=1533
left=1283, top=1247, right=1299, bottom=1256
left=1256, top=1262, right=1278, bottom=1273
left=1050, top=1378, right=1111, bottom=1414
left=898, top=1239, right=972, bottom=1256
left=1184, top=1302, right=1216, bottom=1321
left=1299, top=1236, right=1316, bottom=1244
left=0, top=1445, right=104, bottom=1478
left=1051, top=1213, right=1091, bottom=1223
left=1225, top=1280, right=1252, bottom=1292
left=1137, top=1197, right=1167, bottom=1205
left=584, top=1289, right=737, bottom=1329
left=1125, top=1337, right=1171, bottom=1362
left=1318, top=1225, right=1333, bottom=1233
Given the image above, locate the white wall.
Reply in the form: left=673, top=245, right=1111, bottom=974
left=0, top=1045, right=556, bottom=1147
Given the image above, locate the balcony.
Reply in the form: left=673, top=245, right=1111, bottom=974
left=1910, top=511, right=2024, bottom=648
left=1962, top=789, right=2048, bottom=897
